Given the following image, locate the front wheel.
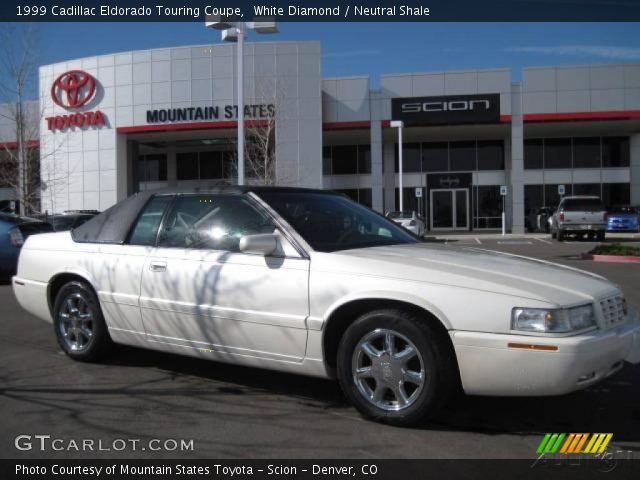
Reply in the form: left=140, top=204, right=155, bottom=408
left=53, top=281, right=112, bottom=362
left=337, top=309, right=458, bottom=427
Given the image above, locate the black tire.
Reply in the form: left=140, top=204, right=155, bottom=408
left=53, top=281, right=112, bottom=362
left=557, top=229, right=565, bottom=241
left=551, top=229, right=557, bottom=239
left=597, top=231, right=605, bottom=242
left=336, top=308, right=458, bottom=427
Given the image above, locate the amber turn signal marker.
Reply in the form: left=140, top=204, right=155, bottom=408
left=508, top=342, right=558, bottom=351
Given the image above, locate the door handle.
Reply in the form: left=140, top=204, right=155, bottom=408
left=149, top=261, right=167, bottom=272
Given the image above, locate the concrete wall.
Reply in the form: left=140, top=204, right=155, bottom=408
left=39, top=41, right=323, bottom=213
left=522, top=64, right=640, bottom=113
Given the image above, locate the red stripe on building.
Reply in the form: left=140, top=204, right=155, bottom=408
left=524, top=110, right=640, bottom=122
left=322, top=121, right=372, bottom=130
left=116, top=120, right=269, bottom=134
left=0, top=140, right=40, bottom=149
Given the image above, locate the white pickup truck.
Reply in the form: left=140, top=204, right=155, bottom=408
left=550, top=196, right=607, bottom=241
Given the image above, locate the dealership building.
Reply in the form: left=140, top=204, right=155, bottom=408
left=1, top=40, right=639, bottom=232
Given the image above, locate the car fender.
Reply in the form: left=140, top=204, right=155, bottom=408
left=321, top=289, right=453, bottom=331
left=47, top=266, right=101, bottom=309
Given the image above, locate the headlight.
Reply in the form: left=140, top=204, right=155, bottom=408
left=512, top=304, right=596, bottom=333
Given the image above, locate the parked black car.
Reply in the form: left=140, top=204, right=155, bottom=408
left=0, top=213, right=53, bottom=280
left=526, top=206, right=554, bottom=233
left=46, top=211, right=99, bottom=232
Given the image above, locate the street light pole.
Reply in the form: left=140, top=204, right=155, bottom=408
left=205, top=17, right=278, bottom=186
left=390, top=120, right=404, bottom=212
left=236, top=22, right=245, bottom=185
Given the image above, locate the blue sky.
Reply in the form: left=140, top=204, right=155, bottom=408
left=28, top=22, right=640, bottom=85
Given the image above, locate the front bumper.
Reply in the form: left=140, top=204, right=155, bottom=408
left=452, top=309, right=640, bottom=396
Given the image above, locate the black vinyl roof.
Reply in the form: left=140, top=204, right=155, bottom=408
left=71, top=185, right=336, bottom=245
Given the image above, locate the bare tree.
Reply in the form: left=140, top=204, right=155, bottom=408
left=0, top=24, right=69, bottom=215
left=230, top=80, right=292, bottom=186
left=0, top=24, right=41, bottom=215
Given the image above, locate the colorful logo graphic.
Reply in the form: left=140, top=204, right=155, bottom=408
left=537, top=433, right=613, bottom=455
left=51, top=70, right=97, bottom=109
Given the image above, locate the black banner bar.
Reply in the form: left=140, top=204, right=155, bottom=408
left=2, top=459, right=640, bottom=480
left=3, top=0, right=640, bottom=22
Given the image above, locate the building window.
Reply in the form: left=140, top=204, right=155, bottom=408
left=200, top=151, right=225, bottom=179
left=602, top=137, right=630, bottom=167
left=422, top=142, right=448, bottom=172
left=322, top=146, right=332, bottom=175
left=524, top=184, right=545, bottom=216
left=477, top=140, right=504, bottom=171
left=524, top=136, right=630, bottom=170
left=572, top=183, right=601, bottom=197
left=176, top=152, right=199, bottom=180
left=450, top=141, right=476, bottom=171
left=602, top=183, right=630, bottom=209
left=175, top=151, right=226, bottom=181
left=358, top=145, right=372, bottom=174
left=473, top=185, right=502, bottom=229
left=325, top=145, right=371, bottom=175
left=331, top=146, right=358, bottom=175
left=138, top=154, right=168, bottom=182
left=524, top=139, right=544, bottom=169
left=573, top=137, right=601, bottom=168
left=544, top=138, right=572, bottom=169
left=394, top=142, right=421, bottom=173
left=545, top=183, right=573, bottom=208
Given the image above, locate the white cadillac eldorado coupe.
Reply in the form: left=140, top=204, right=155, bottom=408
left=12, top=187, right=640, bottom=426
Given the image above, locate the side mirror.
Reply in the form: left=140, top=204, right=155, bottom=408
left=239, top=233, right=278, bottom=255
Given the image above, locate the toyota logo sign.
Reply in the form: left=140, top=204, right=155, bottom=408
left=51, top=70, right=96, bottom=109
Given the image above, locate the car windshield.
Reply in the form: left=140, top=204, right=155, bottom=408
left=388, top=211, right=413, bottom=219
left=562, top=198, right=604, bottom=211
left=257, top=191, right=418, bottom=252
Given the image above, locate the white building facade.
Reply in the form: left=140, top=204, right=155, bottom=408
left=1, top=40, right=638, bottom=232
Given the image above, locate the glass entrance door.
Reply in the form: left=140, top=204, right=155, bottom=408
left=430, top=189, right=469, bottom=231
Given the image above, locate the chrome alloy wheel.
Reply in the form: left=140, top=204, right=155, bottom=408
left=352, top=328, right=425, bottom=411
left=58, top=292, right=94, bottom=352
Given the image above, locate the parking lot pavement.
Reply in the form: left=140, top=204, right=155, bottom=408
left=1, top=237, right=639, bottom=460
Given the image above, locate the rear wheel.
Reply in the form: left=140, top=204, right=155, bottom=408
left=597, top=231, right=605, bottom=242
left=53, top=281, right=112, bottom=362
left=337, top=309, right=457, bottom=427
left=557, top=229, right=565, bottom=241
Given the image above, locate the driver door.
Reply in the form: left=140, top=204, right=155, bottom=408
left=139, top=193, right=310, bottom=362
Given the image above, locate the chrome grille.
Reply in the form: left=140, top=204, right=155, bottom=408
left=599, top=295, right=626, bottom=328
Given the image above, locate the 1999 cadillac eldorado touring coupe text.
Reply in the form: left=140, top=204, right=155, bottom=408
left=12, top=187, right=640, bottom=426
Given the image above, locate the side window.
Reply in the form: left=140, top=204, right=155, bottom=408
left=157, top=195, right=275, bottom=252
left=128, top=195, right=173, bottom=246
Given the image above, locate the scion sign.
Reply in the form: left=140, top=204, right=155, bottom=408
left=392, top=93, right=500, bottom=126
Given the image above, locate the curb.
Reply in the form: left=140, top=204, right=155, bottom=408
left=580, top=253, right=640, bottom=263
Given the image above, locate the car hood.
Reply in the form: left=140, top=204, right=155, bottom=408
left=322, top=243, right=619, bottom=305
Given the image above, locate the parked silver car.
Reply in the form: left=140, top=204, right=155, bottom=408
left=550, top=196, right=607, bottom=241
left=386, top=211, right=426, bottom=237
